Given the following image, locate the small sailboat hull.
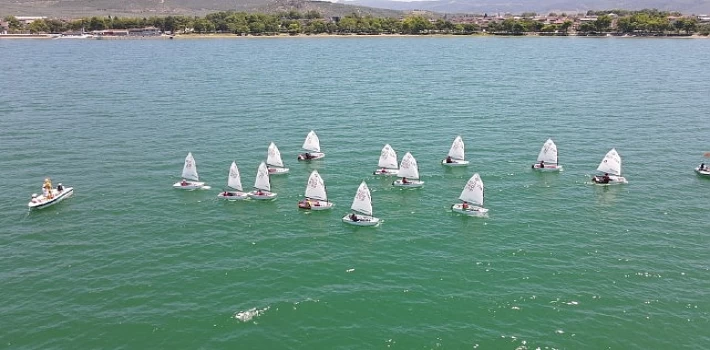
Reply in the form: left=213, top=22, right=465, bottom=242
left=532, top=163, right=563, bottom=172
left=298, top=200, right=333, bottom=210
left=217, top=191, right=249, bottom=200
left=248, top=191, right=278, bottom=200
left=451, top=203, right=488, bottom=217
left=342, top=214, right=380, bottom=226
left=28, top=187, right=74, bottom=209
left=373, top=168, right=399, bottom=176
left=392, top=179, right=424, bottom=188
left=173, top=181, right=206, bottom=190
left=267, top=167, right=289, bottom=175
left=592, top=175, right=628, bottom=185
left=441, top=159, right=469, bottom=167
left=297, top=152, right=325, bottom=161
left=695, top=167, right=710, bottom=177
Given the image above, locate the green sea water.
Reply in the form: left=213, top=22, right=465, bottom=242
left=1, top=37, right=710, bottom=349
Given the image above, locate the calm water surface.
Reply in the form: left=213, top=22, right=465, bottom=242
left=1, top=37, right=709, bottom=349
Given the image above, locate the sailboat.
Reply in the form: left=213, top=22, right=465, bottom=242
left=297, top=130, right=325, bottom=161
left=298, top=170, right=333, bottom=210
left=266, top=142, right=289, bottom=175
left=441, top=136, right=469, bottom=166
left=451, top=173, right=488, bottom=216
left=373, top=144, right=399, bottom=175
left=342, top=181, right=380, bottom=226
left=592, top=148, right=628, bottom=185
left=248, top=162, right=277, bottom=200
left=217, top=162, right=248, bottom=200
left=173, top=152, right=208, bottom=190
left=393, top=152, right=424, bottom=188
left=531, top=139, right=562, bottom=171
left=28, top=178, right=74, bottom=210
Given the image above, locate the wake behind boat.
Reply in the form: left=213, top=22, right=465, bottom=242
left=298, top=170, right=333, bottom=210
left=592, top=148, right=628, bottom=185
left=173, top=152, right=209, bottom=190
left=451, top=173, right=488, bottom=217
left=442, top=136, right=469, bottom=166
left=342, top=181, right=380, bottom=226
left=393, top=152, right=424, bottom=188
left=297, top=130, right=325, bottom=161
left=28, top=178, right=73, bottom=210
left=267, top=142, right=289, bottom=175
left=217, top=161, right=248, bottom=200
left=373, top=144, right=399, bottom=175
left=532, top=138, right=563, bottom=171
left=248, top=162, right=277, bottom=200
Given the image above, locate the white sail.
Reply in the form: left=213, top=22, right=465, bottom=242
left=397, top=152, right=420, bottom=179
left=447, top=136, right=465, bottom=160
left=267, top=142, right=284, bottom=167
left=596, top=148, right=622, bottom=176
left=350, top=181, right=373, bottom=216
left=537, top=139, right=558, bottom=164
left=253, top=162, right=271, bottom=191
left=302, top=130, right=321, bottom=152
left=304, top=170, right=328, bottom=201
left=227, top=161, right=242, bottom=191
left=459, top=173, right=484, bottom=206
left=181, top=152, right=199, bottom=181
left=378, top=144, right=398, bottom=169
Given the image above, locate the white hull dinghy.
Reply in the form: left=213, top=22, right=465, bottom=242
left=173, top=152, right=209, bottom=190
left=266, top=142, right=289, bottom=175
left=217, top=161, right=248, bottom=200
left=592, top=148, right=628, bottom=185
left=532, top=138, right=563, bottom=172
left=442, top=136, right=469, bottom=166
left=297, top=130, right=325, bottom=161
left=373, top=144, right=399, bottom=176
left=451, top=173, right=488, bottom=217
left=28, top=178, right=74, bottom=210
left=342, top=181, right=380, bottom=226
left=393, top=152, right=424, bottom=188
left=298, top=170, right=333, bottom=210
left=695, top=166, right=710, bottom=177
left=248, top=162, right=277, bottom=200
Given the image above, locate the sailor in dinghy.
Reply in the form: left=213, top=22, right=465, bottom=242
left=695, top=152, right=710, bottom=176
left=342, top=181, right=380, bottom=226
left=248, top=162, right=277, bottom=200
left=297, top=130, right=325, bottom=161
left=451, top=173, right=488, bottom=217
left=591, top=148, right=628, bottom=185
left=298, top=170, right=333, bottom=210
left=217, top=161, right=248, bottom=200
left=441, top=136, right=469, bottom=166
left=373, top=144, right=399, bottom=175
left=532, top=139, right=562, bottom=171
left=173, top=152, right=207, bottom=190
left=266, top=142, right=289, bottom=175
left=393, top=152, right=424, bottom=188
left=28, top=177, right=74, bottom=210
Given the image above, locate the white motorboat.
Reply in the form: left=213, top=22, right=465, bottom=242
left=217, top=161, right=248, bottom=200
left=451, top=173, right=488, bottom=217
left=298, top=170, right=333, bottom=210
left=592, top=148, right=628, bottom=185
left=266, top=142, right=289, bottom=175
left=28, top=179, right=73, bottom=210
left=393, top=152, right=424, bottom=188
left=297, top=130, right=325, bottom=161
left=441, top=136, right=469, bottom=166
left=173, top=152, right=208, bottom=190
left=248, top=162, right=277, bottom=200
left=342, top=181, right=380, bottom=226
left=373, top=144, right=399, bottom=175
left=531, top=138, right=563, bottom=171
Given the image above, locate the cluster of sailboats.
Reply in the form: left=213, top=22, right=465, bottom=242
left=28, top=130, right=710, bottom=217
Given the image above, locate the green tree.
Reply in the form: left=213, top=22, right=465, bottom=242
left=560, top=20, right=573, bottom=33
left=287, top=22, right=301, bottom=35
left=594, top=14, right=612, bottom=32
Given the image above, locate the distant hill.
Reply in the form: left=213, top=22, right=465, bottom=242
left=338, top=0, right=710, bottom=15
left=0, top=0, right=405, bottom=18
